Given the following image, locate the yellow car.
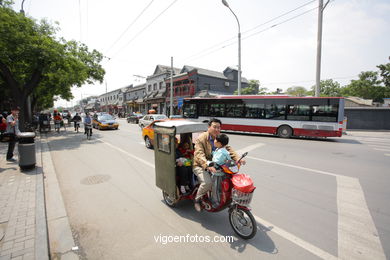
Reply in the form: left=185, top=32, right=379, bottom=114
left=92, top=114, right=119, bottom=130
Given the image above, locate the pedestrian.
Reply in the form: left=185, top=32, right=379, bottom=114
left=0, top=111, right=7, bottom=133
left=6, top=106, right=20, bottom=162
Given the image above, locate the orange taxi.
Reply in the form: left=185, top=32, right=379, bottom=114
left=142, top=118, right=184, bottom=149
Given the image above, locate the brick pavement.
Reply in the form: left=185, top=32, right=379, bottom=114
left=0, top=138, right=49, bottom=260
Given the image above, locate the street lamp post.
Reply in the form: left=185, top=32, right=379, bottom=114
left=222, top=0, right=241, bottom=95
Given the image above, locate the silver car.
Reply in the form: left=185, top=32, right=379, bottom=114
left=138, top=114, right=167, bottom=128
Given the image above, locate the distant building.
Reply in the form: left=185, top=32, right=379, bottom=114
left=165, top=65, right=248, bottom=115
left=383, top=98, right=390, bottom=107
left=345, top=97, right=373, bottom=107
left=144, top=65, right=181, bottom=114
left=125, top=84, right=146, bottom=114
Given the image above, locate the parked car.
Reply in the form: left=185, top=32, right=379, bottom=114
left=92, top=114, right=119, bottom=130
left=127, top=113, right=144, bottom=124
left=138, top=114, right=167, bottom=128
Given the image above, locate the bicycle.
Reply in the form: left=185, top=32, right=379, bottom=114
left=85, top=123, right=92, bottom=140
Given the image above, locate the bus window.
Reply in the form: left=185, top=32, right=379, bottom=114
left=311, top=105, right=338, bottom=122
left=183, top=103, right=197, bottom=118
left=287, top=105, right=310, bottom=121
left=244, top=104, right=264, bottom=119
left=199, top=103, right=209, bottom=117
left=265, top=104, right=286, bottom=119
left=209, top=104, right=225, bottom=117
left=226, top=104, right=244, bottom=117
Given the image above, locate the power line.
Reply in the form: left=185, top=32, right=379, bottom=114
left=105, top=0, right=154, bottom=54
left=185, top=5, right=319, bottom=63
left=110, top=0, right=178, bottom=59
left=181, top=0, right=317, bottom=63
left=262, top=75, right=358, bottom=86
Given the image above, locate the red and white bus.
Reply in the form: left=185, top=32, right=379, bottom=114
left=182, top=96, right=345, bottom=138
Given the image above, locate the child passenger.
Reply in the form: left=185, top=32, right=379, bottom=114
left=212, top=133, right=231, bottom=167
left=175, top=138, right=194, bottom=194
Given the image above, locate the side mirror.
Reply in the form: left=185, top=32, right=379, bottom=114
left=237, top=152, right=248, bottom=164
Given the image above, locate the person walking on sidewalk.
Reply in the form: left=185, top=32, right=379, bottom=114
left=6, top=106, right=20, bottom=162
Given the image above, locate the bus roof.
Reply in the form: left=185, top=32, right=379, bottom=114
left=184, top=95, right=344, bottom=100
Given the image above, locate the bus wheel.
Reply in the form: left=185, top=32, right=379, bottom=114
left=278, top=125, right=292, bottom=138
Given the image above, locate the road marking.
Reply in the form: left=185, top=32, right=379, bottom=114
left=385, top=154, right=390, bottom=157
left=254, top=215, right=337, bottom=260
left=373, top=148, right=390, bottom=152
left=97, top=138, right=155, bottom=169
left=367, top=145, right=390, bottom=148
left=236, top=143, right=265, bottom=155
left=247, top=156, right=338, bottom=177
left=337, top=176, right=386, bottom=260
left=248, top=156, right=386, bottom=260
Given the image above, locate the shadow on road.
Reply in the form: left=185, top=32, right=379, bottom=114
left=40, top=129, right=103, bottom=152
left=164, top=199, right=277, bottom=255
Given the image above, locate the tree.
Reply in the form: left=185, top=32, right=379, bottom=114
left=286, top=86, right=307, bottom=97
left=233, top=79, right=263, bottom=95
left=309, top=79, right=342, bottom=97
left=377, top=62, right=390, bottom=88
left=0, top=3, right=105, bottom=129
left=342, top=71, right=386, bottom=102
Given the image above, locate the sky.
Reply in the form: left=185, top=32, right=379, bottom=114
left=11, top=0, right=390, bottom=107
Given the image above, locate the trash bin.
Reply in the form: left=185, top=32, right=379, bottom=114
left=17, top=132, right=36, bottom=170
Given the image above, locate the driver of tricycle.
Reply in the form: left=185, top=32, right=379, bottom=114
left=193, top=118, right=245, bottom=212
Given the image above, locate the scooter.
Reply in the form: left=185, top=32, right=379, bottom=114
left=163, top=152, right=257, bottom=239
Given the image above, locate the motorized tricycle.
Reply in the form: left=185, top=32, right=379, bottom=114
left=154, top=120, right=257, bottom=239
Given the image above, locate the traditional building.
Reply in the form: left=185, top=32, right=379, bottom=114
left=125, top=83, right=146, bottom=114
left=145, top=65, right=181, bottom=114
left=165, top=65, right=249, bottom=115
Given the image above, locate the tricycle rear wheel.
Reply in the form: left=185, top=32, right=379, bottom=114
left=162, top=190, right=177, bottom=207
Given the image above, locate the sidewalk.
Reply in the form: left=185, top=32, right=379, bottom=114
left=0, top=139, right=48, bottom=260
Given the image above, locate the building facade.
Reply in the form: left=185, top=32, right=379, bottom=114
left=165, top=66, right=249, bottom=115
left=144, top=65, right=181, bottom=114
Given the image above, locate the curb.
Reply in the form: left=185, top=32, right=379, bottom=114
left=40, top=136, right=79, bottom=260
left=35, top=137, right=50, bottom=260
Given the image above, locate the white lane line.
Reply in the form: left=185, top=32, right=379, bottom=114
left=337, top=176, right=386, bottom=260
left=367, top=145, right=390, bottom=148
left=373, top=148, right=390, bottom=152
left=248, top=156, right=386, bottom=260
left=384, top=154, right=390, bottom=157
left=97, top=138, right=155, bottom=169
left=236, top=143, right=265, bottom=155
left=254, top=215, right=337, bottom=260
left=247, top=156, right=338, bottom=177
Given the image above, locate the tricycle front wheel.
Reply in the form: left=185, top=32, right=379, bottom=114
left=229, top=207, right=257, bottom=239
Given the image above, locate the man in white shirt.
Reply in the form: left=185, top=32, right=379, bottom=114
left=6, top=107, right=20, bottom=161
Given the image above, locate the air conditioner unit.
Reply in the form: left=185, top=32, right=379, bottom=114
left=224, top=82, right=229, bottom=87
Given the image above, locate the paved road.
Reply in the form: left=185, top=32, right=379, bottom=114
left=43, top=119, right=390, bottom=260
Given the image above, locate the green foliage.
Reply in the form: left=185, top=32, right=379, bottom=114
left=342, top=71, right=387, bottom=102
left=286, top=86, right=308, bottom=97
left=377, top=62, right=390, bottom=89
left=0, top=4, right=105, bottom=118
left=310, top=79, right=342, bottom=97
left=233, top=79, right=263, bottom=95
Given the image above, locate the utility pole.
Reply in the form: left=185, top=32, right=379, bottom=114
left=170, top=57, right=174, bottom=117
left=315, top=0, right=329, bottom=97
left=105, top=80, right=108, bottom=113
